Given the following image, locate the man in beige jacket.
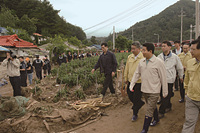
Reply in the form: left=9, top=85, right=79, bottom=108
left=130, top=43, right=168, bottom=133
left=124, top=41, right=145, bottom=121
left=182, top=39, right=200, bottom=133
left=2, top=51, right=21, bottom=96
left=157, top=41, right=184, bottom=119
left=178, top=43, right=192, bottom=103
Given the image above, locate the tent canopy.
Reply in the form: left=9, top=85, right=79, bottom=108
left=0, top=46, right=10, bottom=51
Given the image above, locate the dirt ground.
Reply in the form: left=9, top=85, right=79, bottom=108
left=0, top=66, right=200, bottom=133
left=74, top=91, right=200, bottom=133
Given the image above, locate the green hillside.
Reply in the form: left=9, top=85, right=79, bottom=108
left=0, top=0, right=86, bottom=41
left=107, top=0, right=196, bottom=43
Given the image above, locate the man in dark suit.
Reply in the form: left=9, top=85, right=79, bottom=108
left=91, top=43, right=118, bottom=97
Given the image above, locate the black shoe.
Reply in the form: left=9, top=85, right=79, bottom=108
left=132, top=115, right=138, bottom=121
left=158, top=113, right=164, bottom=119
left=165, top=108, right=172, bottom=113
left=150, top=120, right=159, bottom=126
left=141, top=116, right=152, bottom=133
left=174, top=88, right=178, bottom=91
left=179, top=99, right=184, bottom=103
left=141, top=129, right=146, bottom=133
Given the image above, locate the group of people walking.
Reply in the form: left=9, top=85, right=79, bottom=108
left=91, top=40, right=199, bottom=133
left=1, top=40, right=199, bottom=132
left=124, top=39, right=199, bottom=133
left=2, top=53, right=51, bottom=96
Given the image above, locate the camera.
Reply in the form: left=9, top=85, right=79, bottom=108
left=11, top=54, right=17, bottom=59
left=8, top=54, right=17, bottom=61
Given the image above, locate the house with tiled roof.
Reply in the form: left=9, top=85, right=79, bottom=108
left=0, top=34, right=38, bottom=57
left=0, top=34, right=37, bottom=48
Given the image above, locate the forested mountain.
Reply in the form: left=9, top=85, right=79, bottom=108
left=0, top=0, right=86, bottom=41
left=107, top=0, right=196, bottom=43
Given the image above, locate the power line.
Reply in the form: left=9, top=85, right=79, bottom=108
left=86, top=0, right=156, bottom=35
left=116, top=0, right=177, bottom=26
left=84, top=0, right=150, bottom=31
left=86, top=0, right=178, bottom=36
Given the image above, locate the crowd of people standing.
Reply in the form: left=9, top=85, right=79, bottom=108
left=2, top=53, right=51, bottom=96
left=57, top=51, right=99, bottom=65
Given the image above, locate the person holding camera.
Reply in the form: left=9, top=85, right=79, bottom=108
left=2, top=51, right=21, bottom=96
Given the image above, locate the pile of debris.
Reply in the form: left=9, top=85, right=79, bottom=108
left=0, top=76, right=128, bottom=133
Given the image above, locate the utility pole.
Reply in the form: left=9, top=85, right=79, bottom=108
left=190, top=24, right=193, bottom=42
left=179, top=8, right=185, bottom=43
left=132, top=27, right=134, bottom=41
left=113, top=26, right=115, bottom=50
left=154, top=33, right=159, bottom=45
left=196, top=0, right=199, bottom=39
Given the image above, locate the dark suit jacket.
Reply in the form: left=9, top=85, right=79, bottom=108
left=94, top=50, right=118, bottom=74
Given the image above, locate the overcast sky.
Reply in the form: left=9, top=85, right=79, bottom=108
left=48, top=0, right=179, bottom=37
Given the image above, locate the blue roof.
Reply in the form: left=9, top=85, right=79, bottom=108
left=89, top=44, right=101, bottom=50
left=0, top=27, right=8, bottom=34
left=0, top=46, right=10, bottom=51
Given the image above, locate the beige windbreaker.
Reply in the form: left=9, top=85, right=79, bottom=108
left=129, top=55, right=168, bottom=97
left=2, top=58, right=20, bottom=77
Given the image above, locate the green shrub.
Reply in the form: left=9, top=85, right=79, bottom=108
left=31, top=86, right=42, bottom=95
left=75, top=89, right=85, bottom=99
left=53, top=88, right=68, bottom=103
left=51, top=68, right=58, bottom=77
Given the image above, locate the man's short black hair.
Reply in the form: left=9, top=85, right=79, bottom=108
left=183, top=42, right=191, bottom=47
left=101, top=42, right=108, bottom=47
left=162, top=40, right=172, bottom=47
left=143, top=43, right=155, bottom=54
left=6, top=50, right=13, bottom=54
left=35, top=55, right=39, bottom=58
left=19, top=56, right=24, bottom=59
left=191, top=39, right=200, bottom=49
left=11, top=54, right=17, bottom=59
left=174, top=40, right=180, bottom=44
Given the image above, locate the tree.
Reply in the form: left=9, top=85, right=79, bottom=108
left=1, top=0, right=87, bottom=40
left=0, top=7, right=19, bottom=28
left=107, top=41, right=112, bottom=50
left=48, top=35, right=68, bottom=63
left=6, top=27, right=32, bottom=42
left=17, top=14, right=37, bottom=35
left=68, top=36, right=82, bottom=47
left=115, top=35, right=129, bottom=50
left=82, top=39, right=88, bottom=45
left=90, top=36, right=97, bottom=44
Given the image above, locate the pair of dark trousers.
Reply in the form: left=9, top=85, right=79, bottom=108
left=36, top=70, right=42, bottom=80
left=9, top=76, right=21, bottom=96
left=159, top=83, right=174, bottom=114
left=101, top=73, right=115, bottom=96
left=153, top=108, right=159, bottom=122
left=174, top=75, right=179, bottom=90
left=20, top=74, right=27, bottom=87
left=127, top=82, right=144, bottom=116
left=179, top=75, right=185, bottom=100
